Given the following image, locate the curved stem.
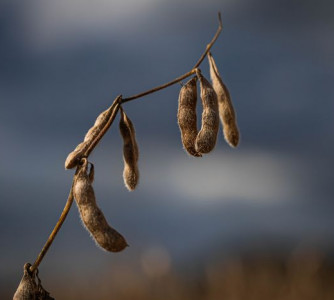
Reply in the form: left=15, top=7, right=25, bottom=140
left=122, top=12, right=222, bottom=103
left=192, top=12, right=222, bottom=69
left=121, top=69, right=196, bottom=104
left=30, top=184, right=75, bottom=273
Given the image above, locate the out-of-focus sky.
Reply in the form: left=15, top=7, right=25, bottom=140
left=1, top=0, right=333, bottom=296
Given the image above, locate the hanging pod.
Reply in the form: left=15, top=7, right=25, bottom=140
left=119, top=108, right=139, bottom=191
left=64, top=106, right=114, bottom=169
left=73, top=158, right=128, bottom=252
left=195, top=70, right=219, bottom=154
left=65, top=95, right=121, bottom=169
left=177, top=77, right=201, bottom=157
left=208, top=52, right=239, bottom=147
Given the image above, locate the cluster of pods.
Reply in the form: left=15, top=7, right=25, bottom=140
left=178, top=52, right=239, bottom=158
left=61, top=52, right=239, bottom=255
left=65, top=105, right=139, bottom=253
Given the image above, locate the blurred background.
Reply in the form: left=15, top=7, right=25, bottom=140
left=1, top=0, right=334, bottom=299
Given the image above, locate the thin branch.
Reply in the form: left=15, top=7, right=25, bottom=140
left=121, top=70, right=197, bottom=104
left=122, top=12, right=222, bottom=103
left=30, top=184, right=75, bottom=273
left=193, top=12, right=223, bottom=69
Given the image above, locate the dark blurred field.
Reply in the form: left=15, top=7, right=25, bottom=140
left=6, top=250, right=334, bottom=299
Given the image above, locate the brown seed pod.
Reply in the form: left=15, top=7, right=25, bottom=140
left=84, top=107, right=112, bottom=143
left=65, top=96, right=121, bottom=169
left=13, top=263, right=38, bottom=300
left=119, top=109, right=139, bottom=191
left=65, top=108, right=113, bottom=170
left=177, top=77, right=201, bottom=157
left=195, top=71, right=219, bottom=154
left=64, top=142, right=86, bottom=170
left=73, top=159, right=128, bottom=252
left=88, top=162, right=95, bottom=183
left=208, top=52, right=239, bottom=147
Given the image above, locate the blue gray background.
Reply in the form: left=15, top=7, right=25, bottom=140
left=1, top=0, right=333, bottom=297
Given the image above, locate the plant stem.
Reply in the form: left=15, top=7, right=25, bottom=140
left=121, top=12, right=222, bottom=103
left=30, top=185, right=75, bottom=273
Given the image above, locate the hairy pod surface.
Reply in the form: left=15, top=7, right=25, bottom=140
left=64, top=100, right=119, bottom=169
left=119, top=109, right=139, bottom=191
left=13, top=263, right=38, bottom=300
left=195, top=73, right=219, bottom=154
left=83, top=108, right=111, bottom=143
left=73, top=159, right=128, bottom=252
left=177, top=77, right=201, bottom=157
left=208, top=52, right=239, bottom=147
left=64, top=142, right=86, bottom=170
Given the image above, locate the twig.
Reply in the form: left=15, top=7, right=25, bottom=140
left=30, top=184, right=75, bottom=273
left=29, top=12, right=223, bottom=272
left=192, top=12, right=223, bottom=69
left=121, top=12, right=222, bottom=103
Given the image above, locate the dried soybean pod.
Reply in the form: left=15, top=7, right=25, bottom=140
left=177, top=77, right=201, bottom=157
left=73, top=159, right=128, bottom=252
left=13, top=263, right=38, bottom=300
left=65, top=107, right=113, bottom=169
left=119, top=109, right=139, bottom=191
left=208, top=52, right=239, bottom=147
left=84, top=106, right=113, bottom=143
left=88, top=162, right=95, bottom=183
left=64, top=96, right=121, bottom=169
left=195, top=71, right=219, bottom=154
left=122, top=109, right=139, bottom=159
left=64, top=142, right=86, bottom=169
